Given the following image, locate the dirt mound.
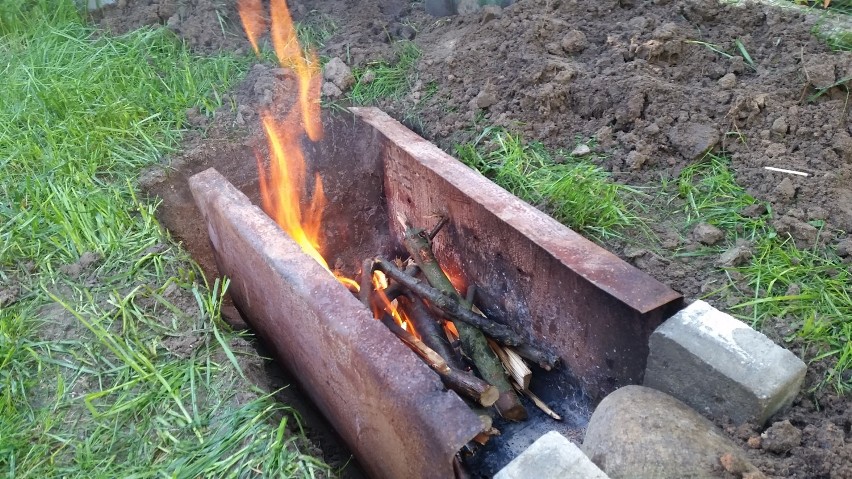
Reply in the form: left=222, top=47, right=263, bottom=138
left=410, top=0, right=852, bottom=235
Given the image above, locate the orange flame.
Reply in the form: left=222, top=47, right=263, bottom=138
left=336, top=275, right=361, bottom=292
left=372, top=271, right=419, bottom=337
left=444, top=321, right=459, bottom=341
left=257, top=113, right=328, bottom=269
left=268, top=0, right=323, bottom=141
left=239, top=0, right=331, bottom=278
left=236, top=0, right=266, bottom=55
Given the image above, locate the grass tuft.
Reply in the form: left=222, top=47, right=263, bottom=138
left=296, top=11, right=338, bottom=50
left=456, top=128, right=644, bottom=240
left=348, top=41, right=421, bottom=104
left=676, top=154, right=769, bottom=240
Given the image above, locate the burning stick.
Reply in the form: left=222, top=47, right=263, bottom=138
left=399, top=294, right=463, bottom=370
left=373, top=258, right=524, bottom=346
left=488, top=339, right=532, bottom=391
left=512, top=380, right=562, bottom=421
left=399, top=224, right=528, bottom=421
left=379, top=315, right=499, bottom=407
left=375, top=258, right=560, bottom=369
left=383, top=260, right=419, bottom=302
left=359, top=257, right=375, bottom=308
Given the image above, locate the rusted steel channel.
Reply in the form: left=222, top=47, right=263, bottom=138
left=189, top=107, right=683, bottom=478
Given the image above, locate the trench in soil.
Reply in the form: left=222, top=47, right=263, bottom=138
left=150, top=107, right=686, bottom=476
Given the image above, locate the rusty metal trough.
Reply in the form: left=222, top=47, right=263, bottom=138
left=188, top=107, right=683, bottom=478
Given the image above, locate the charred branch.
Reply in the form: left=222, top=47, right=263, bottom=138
left=427, top=215, right=449, bottom=240
left=380, top=314, right=499, bottom=408
left=373, top=258, right=524, bottom=346
left=399, top=294, right=463, bottom=370
left=400, top=224, right=527, bottom=421
left=512, top=344, right=560, bottom=371
left=383, top=260, right=419, bottom=302
left=359, top=257, right=375, bottom=309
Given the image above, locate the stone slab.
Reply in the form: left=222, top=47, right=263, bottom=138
left=644, top=300, right=806, bottom=425
left=495, top=431, right=609, bottom=479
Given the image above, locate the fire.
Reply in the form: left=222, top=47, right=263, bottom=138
left=239, top=0, right=330, bottom=274
left=372, top=271, right=418, bottom=337
left=256, top=114, right=327, bottom=268
left=236, top=0, right=266, bottom=56
left=268, top=0, right=322, bottom=141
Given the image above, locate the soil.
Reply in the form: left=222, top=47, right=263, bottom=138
left=98, top=0, right=851, bottom=477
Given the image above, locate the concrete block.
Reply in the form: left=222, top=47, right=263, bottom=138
left=494, top=431, right=609, bottom=479
left=644, top=300, right=806, bottom=425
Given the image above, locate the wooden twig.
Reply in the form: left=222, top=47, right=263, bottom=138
left=512, top=380, right=562, bottom=421
left=400, top=224, right=527, bottom=421
left=512, top=344, right=560, bottom=371
left=763, top=166, right=810, bottom=177
left=359, top=257, right=375, bottom=309
left=373, top=258, right=524, bottom=346
left=380, top=315, right=499, bottom=407
left=427, top=215, right=449, bottom=240
left=383, top=259, right=419, bottom=302
left=399, top=294, right=463, bottom=370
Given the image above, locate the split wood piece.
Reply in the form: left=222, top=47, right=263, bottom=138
left=400, top=225, right=528, bottom=421
left=379, top=314, right=499, bottom=408
left=512, top=380, right=562, bottom=421
left=488, top=339, right=532, bottom=391
left=373, top=258, right=524, bottom=347
left=398, top=294, right=464, bottom=370
left=359, top=257, right=376, bottom=309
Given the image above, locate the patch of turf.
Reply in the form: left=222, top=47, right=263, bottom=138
left=672, top=154, right=852, bottom=393
left=732, top=237, right=852, bottom=392
left=676, top=154, right=769, bottom=241
left=348, top=41, right=421, bottom=105
left=296, top=10, right=338, bottom=50
left=0, top=1, right=329, bottom=477
left=456, top=128, right=644, bottom=241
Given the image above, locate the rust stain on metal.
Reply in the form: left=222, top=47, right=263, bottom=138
left=351, top=107, right=683, bottom=396
left=189, top=168, right=482, bottom=479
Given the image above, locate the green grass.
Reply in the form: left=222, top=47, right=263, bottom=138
left=0, top=1, right=330, bottom=477
left=296, top=11, right=338, bottom=50
left=456, top=128, right=644, bottom=241
left=676, top=154, right=770, bottom=240
left=802, top=0, right=852, bottom=51
left=673, top=154, right=852, bottom=393
left=348, top=41, right=421, bottom=105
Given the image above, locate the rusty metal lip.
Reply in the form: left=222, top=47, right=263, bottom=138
left=188, top=167, right=484, bottom=479
left=350, top=107, right=682, bottom=315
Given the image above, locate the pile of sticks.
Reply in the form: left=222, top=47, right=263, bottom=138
left=346, top=214, right=561, bottom=437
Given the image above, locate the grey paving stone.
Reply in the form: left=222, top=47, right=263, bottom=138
left=495, top=431, right=609, bottom=479
left=644, top=300, right=806, bottom=425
